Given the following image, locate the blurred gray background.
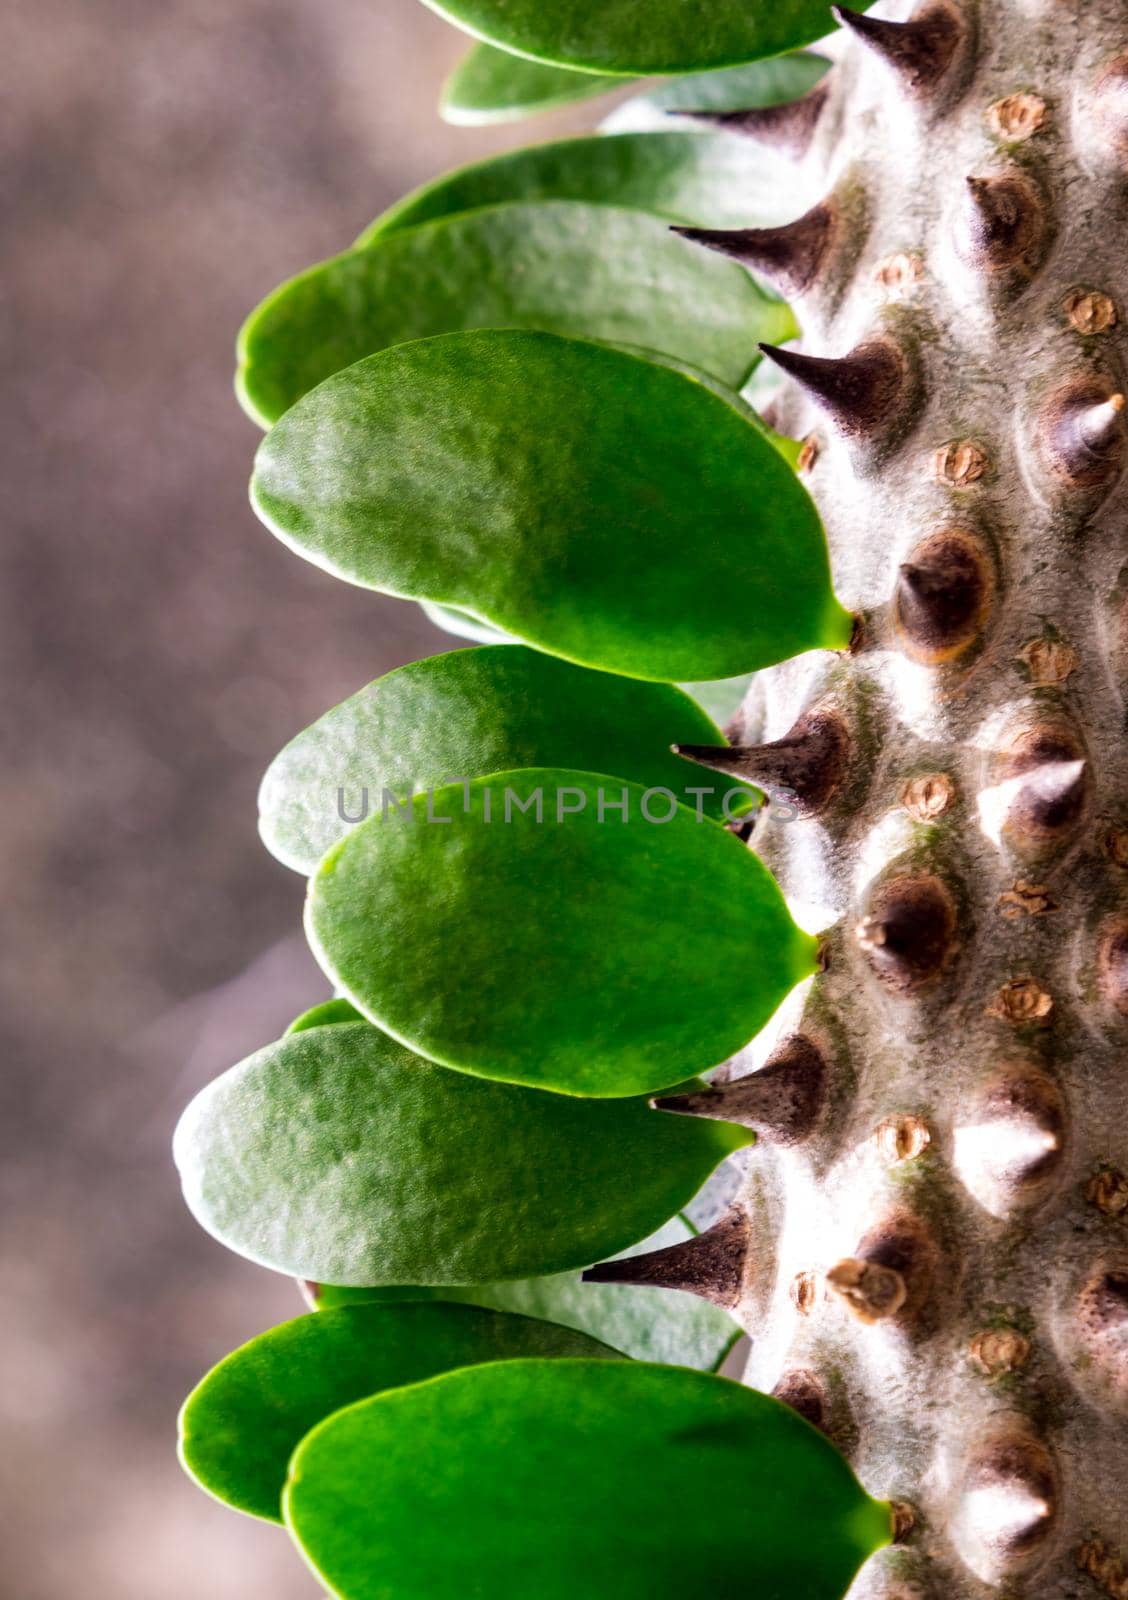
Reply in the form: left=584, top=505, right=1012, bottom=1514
left=0, top=3, right=596, bottom=1591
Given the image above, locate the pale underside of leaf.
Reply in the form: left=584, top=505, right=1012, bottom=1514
left=441, top=42, right=625, bottom=124
left=308, top=1214, right=741, bottom=1372
left=359, top=130, right=808, bottom=242
left=178, top=1302, right=618, bottom=1523
left=257, top=644, right=745, bottom=876
left=172, top=1022, right=752, bottom=1285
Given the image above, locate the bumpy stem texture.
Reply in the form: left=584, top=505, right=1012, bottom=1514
left=701, top=2, right=1128, bottom=1594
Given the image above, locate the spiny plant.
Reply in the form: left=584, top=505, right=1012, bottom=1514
left=175, top=1, right=1128, bottom=1595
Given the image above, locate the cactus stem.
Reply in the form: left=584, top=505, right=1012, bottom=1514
left=582, top=1207, right=750, bottom=1309
left=757, top=339, right=907, bottom=438
left=830, top=1, right=966, bottom=96
left=979, top=727, right=1089, bottom=852
left=672, top=709, right=849, bottom=816
left=672, top=201, right=836, bottom=299
left=679, top=79, right=831, bottom=159
left=651, top=1035, right=827, bottom=1143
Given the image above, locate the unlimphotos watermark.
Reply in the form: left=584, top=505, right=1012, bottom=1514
left=334, top=780, right=800, bottom=826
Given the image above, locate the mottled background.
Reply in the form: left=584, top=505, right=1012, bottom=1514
left=1, top=3, right=595, bottom=1591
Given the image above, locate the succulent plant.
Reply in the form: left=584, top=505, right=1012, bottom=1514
left=175, top=2, right=1128, bottom=1595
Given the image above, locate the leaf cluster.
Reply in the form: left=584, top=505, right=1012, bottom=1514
left=176, top=6, right=891, bottom=1594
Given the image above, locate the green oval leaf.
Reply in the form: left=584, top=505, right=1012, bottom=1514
left=442, top=42, right=624, bottom=124
left=238, top=201, right=788, bottom=427
left=418, top=0, right=868, bottom=74
left=603, top=52, right=829, bottom=130
left=252, top=331, right=852, bottom=682
left=179, top=1302, right=617, bottom=1523
left=173, top=1022, right=750, bottom=1284
left=284, top=997, right=364, bottom=1034
left=283, top=1009, right=740, bottom=1370
left=307, top=770, right=818, bottom=1098
left=259, top=645, right=745, bottom=875
left=285, top=1360, right=893, bottom=1600
left=359, top=131, right=803, bottom=244
left=307, top=1215, right=740, bottom=1372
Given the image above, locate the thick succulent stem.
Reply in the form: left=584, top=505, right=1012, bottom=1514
left=684, top=2, right=1128, bottom=1593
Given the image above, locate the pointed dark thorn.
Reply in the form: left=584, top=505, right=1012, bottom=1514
left=674, top=201, right=835, bottom=299
left=582, top=1207, right=750, bottom=1309
left=831, top=1, right=964, bottom=94
left=673, top=709, right=849, bottom=816
left=855, top=872, right=957, bottom=991
left=1080, top=394, right=1126, bottom=450
left=954, top=1065, right=1066, bottom=1215
left=989, top=727, right=1090, bottom=845
left=893, top=529, right=989, bottom=663
left=758, top=339, right=906, bottom=437
left=652, top=1035, right=827, bottom=1144
left=679, top=78, right=831, bottom=159
left=960, top=173, right=1045, bottom=273
left=957, top=1428, right=1057, bottom=1574
left=1042, top=380, right=1127, bottom=487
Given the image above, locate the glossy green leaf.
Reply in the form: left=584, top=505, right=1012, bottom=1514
left=285, top=1360, right=893, bottom=1600
left=173, top=1022, right=751, bottom=1284
left=603, top=52, right=829, bottom=131
left=252, top=331, right=852, bottom=682
left=284, top=997, right=364, bottom=1034
left=179, top=1302, right=617, bottom=1523
left=279, top=1008, right=740, bottom=1369
left=417, top=0, right=870, bottom=75
left=307, top=770, right=818, bottom=1097
left=359, top=130, right=805, bottom=243
left=441, top=43, right=624, bottom=124
left=238, top=200, right=788, bottom=427
left=306, top=1215, right=740, bottom=1371
left=259, top=644, right=746, bottom=875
